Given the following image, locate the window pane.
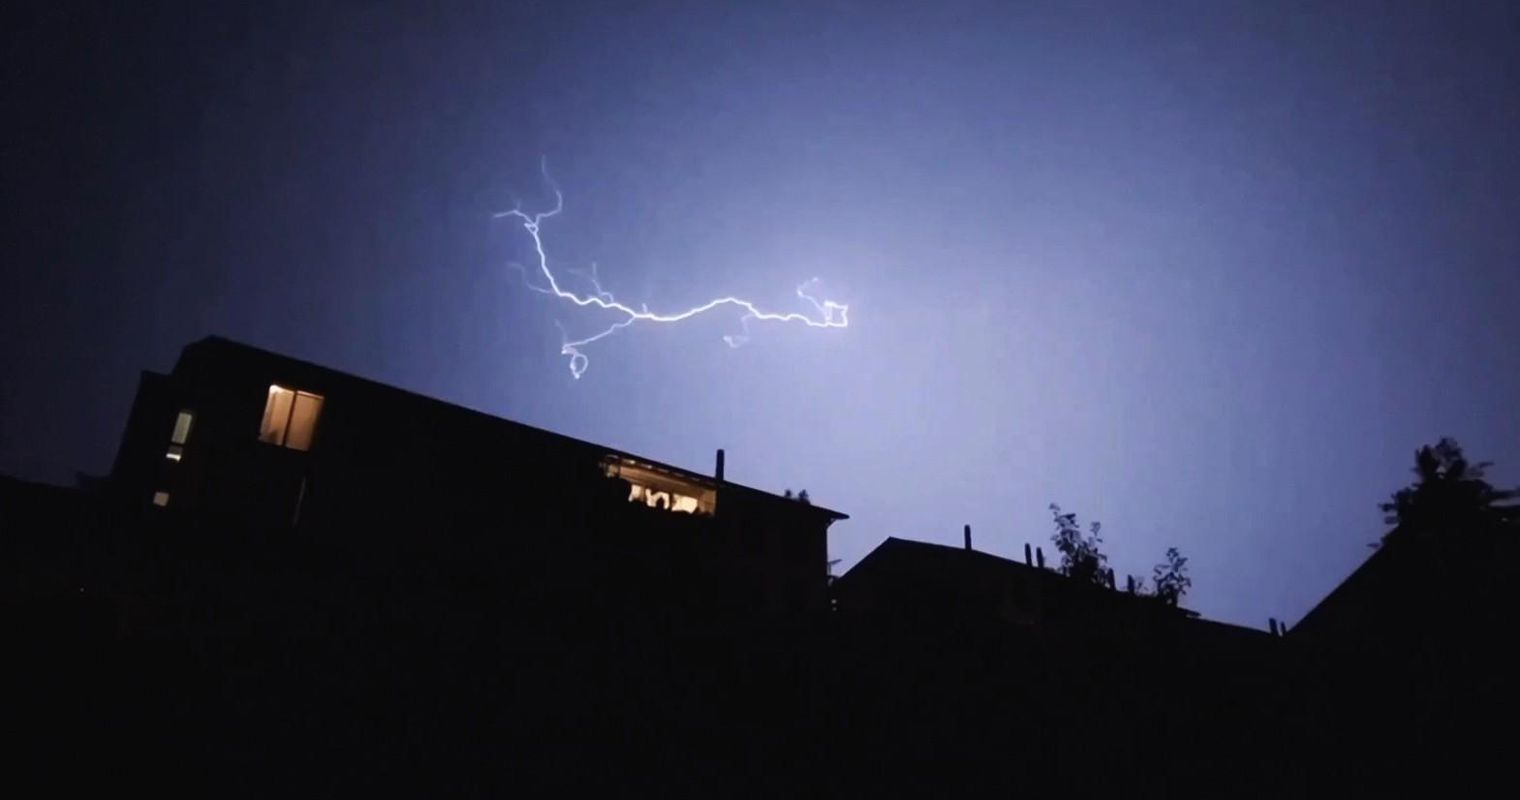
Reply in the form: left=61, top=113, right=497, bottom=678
left=285, top=391, right=323, bottom=451
left=152, top=491, right=170, bottom=507
left=602, top=455, right=718, bottom=516
left=260, top=386, right=295, bottom=445
left=170, top=410, right=194, bottom=444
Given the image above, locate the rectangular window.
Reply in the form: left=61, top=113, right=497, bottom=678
left=603, top=456, right=717, bottom=516
left=152, top=491, right=171, bottom=507
left=260, top=386, right=295, bottom=445
left=259, top=385, right=324, bottom=451
left=286, top=391, right=322, bottom=451
left=165, top=409, right=193, bottom=461
left=170, top=410, right=194, bottom=444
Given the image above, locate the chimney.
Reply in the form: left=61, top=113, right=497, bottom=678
left=1127, top=575, right=1136, bottom=594
left=963, top=524, right=972, bottom=551
left=714, top=448, right=725, bottom=482
left=1035, top=547, right=1046, bottom=569
left=1269, top=618, right=1279, bottom=636
left=1024, top=543, right=1032, bottom=565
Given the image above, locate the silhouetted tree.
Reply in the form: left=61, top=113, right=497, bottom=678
left=1379, top=438, right=1517, bottom=539
left=1151, top=547, right=1191, bottom=607
left=1049, top=504, right=1107, bottom=586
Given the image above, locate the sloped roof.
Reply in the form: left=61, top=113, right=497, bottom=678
left=838, top=536, right=1198, bottom=618
left=177, top=335, right=848, bottom=521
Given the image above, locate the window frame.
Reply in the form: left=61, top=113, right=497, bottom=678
left=260, top=384, right=324, bottom=451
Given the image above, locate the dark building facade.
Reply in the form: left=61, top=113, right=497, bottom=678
left=108, top=336, right=846, bottom=617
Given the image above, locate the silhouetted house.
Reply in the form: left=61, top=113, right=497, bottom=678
left=1282, top=517, right=1520, bottom=785
left=834, top=537, right=1197, bottom=636
left=833, top=536, right=1273, bottom=656
left=107, top=336, right=846, bottom=617
left=1292, top=519, right=1520, bottom=652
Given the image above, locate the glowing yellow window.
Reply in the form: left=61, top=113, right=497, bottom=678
left=603, top=456, right=717, bottom=516
left=260, top=385, right=324, bottom=451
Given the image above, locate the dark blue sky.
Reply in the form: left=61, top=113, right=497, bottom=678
left=5, top=1, right=1518, bottom=627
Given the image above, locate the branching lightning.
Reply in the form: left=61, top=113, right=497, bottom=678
left=494, top=166, right=849, bottom=379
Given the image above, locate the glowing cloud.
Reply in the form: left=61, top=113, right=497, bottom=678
left=495, top=166, right=849, bottom=379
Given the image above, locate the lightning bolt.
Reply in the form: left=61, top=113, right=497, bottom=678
left=494, top=165, right=849, bottom=379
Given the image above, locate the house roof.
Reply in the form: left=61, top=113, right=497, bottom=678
left=1292, top=516, right=1520, bottom=639
left=838, top=536, right=1199, bottom=617
left=844, top=537, right=1050, bottom=582
left=177, top=336, right=848, bottom=522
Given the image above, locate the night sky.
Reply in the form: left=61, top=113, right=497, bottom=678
left=5, top=1, right=1518, bottom=628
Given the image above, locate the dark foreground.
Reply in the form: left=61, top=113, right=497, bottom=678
left=7, top=481, right=1513, bottom=796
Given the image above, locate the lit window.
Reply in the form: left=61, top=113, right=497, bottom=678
left=604, top=456, right=717, bottom=516
left=259, top=385, right=324, bottom=451
left=165, top=409, right=194, bottom=461
left=152, top=491, right=170, bottom=507
left=170, top=410, right=194, bottom=444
